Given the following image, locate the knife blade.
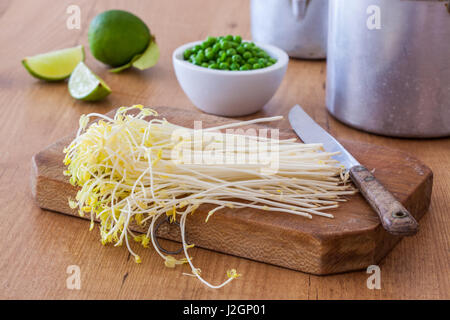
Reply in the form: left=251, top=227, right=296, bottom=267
left=288, top=105, right=419, bottom=236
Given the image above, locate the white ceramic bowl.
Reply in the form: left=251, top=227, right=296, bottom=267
left=173, top=40, right=289, bottom=117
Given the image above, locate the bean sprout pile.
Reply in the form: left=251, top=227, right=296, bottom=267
left=63, top=105, right=355, bottom=288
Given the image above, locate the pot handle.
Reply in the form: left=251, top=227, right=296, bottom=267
left=291, top=0, right=309, bottom=20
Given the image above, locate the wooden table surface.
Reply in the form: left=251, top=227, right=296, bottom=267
left=0, top=0, right=448, bottom=300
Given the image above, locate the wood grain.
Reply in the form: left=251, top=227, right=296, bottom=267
left=0, top=0, right=449, bottom=299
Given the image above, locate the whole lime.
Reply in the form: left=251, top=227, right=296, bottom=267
left=88, top=10, right=151, bottom=67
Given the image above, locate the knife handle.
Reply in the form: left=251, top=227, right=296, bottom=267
left=349, top=165, right=419, bottom=236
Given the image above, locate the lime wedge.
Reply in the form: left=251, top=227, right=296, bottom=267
left=22, top=45, right=85, bottom=81
left=68, top=62, right=111, bottom=101
left=132, top=41, right=160, bottom=70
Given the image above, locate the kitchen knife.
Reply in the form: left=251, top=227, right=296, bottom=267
left=288, top=105, right=419, bottom=236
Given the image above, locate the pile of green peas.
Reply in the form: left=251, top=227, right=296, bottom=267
left=183, top=35, right=277, bottom=71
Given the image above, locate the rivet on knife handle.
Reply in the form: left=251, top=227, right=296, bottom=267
left=349, top=165, right=419, bottom=236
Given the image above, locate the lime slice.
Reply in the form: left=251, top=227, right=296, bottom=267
left=22, top=45, right=85, bottom=81
left=68, top=62, right=111, bottom=101
left=132, top=40, right=160, bottom=70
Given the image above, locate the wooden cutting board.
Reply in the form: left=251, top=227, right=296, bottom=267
left=30, top=106, right=433, bottom=275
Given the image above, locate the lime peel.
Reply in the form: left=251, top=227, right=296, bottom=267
left=108, top=52, right=141, bottom=73
left=132, top=40, right=160, bottom=70
left=109, top=62, right=132, bottom=73
left=109, top=40, right=159, bottom=73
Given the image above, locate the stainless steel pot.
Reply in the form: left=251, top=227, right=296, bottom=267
left=250, top=0, right=328, bottom=59
left=326, top=0, right=450, bottom=138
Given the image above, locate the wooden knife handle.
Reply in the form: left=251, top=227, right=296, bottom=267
left=349, top=165, right=419, bottom=236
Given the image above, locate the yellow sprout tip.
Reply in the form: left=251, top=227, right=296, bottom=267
left=227, top=269, right=241, bottom=279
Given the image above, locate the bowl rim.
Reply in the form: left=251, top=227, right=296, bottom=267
left=172, top=39, right=289, bottom=76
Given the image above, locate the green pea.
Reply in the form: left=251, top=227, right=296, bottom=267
left=230, top=63, right=239, bottom=70
left=258, top=58, right=267, bottom=65
left=212, top=43, right=221, bottom=53
left=205, top=50, right=215, bottom=60
left=220, top=40, right=231, bottom=50
left=243, top=51, right=252, bottom=60
left=244, top=42, right=255, bottom=49
left=226, top=48, right=236, bottom=56
left=183, top=49, right=192, bottom=60
left=236, top=46, right=245, bottom=54
left=257, top=51, right=267, bottom=58
left=196, top=52, right=204, bottom=62
left=231, top=55, right=242, bottom=64
left=186, top=36, right=275, bottom=70
left=252, top=50, right=262, bottom=58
